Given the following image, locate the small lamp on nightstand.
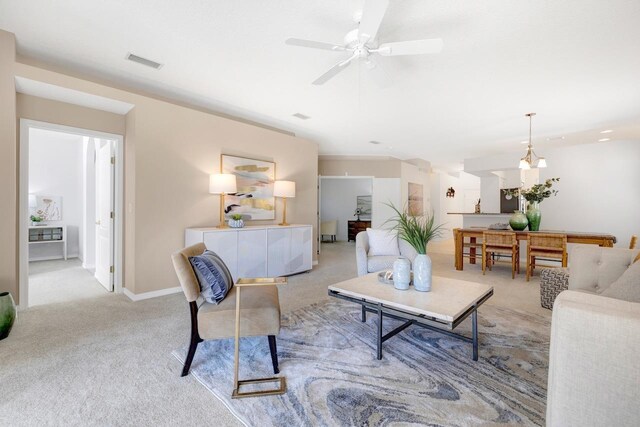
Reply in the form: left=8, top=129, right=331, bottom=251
left=209, top=174, right=237, bottom=229
left=274, top=180, right=295, bottom=226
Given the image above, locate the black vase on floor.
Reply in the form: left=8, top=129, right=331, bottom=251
left=0, top=292, right=16, bottom=340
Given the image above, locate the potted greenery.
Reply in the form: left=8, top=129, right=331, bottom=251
left=386, top=204, right=444, bottom=292
left=30, top=215, right=43, bottom=226
left=0, top=291, right=16, bottom=341
left=228, top=213, right=244, bottom=228
left=505, top=178, right=559, bottom=231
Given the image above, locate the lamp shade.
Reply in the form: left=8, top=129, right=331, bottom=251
left=209, top=174, right=237, bottom=194
left=518, top=159, right=530, bottom=170
left=274, top=180, right=295, bottom=198
left=537, top=157, right=547, bottom=168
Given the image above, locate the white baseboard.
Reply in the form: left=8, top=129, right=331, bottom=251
left=123, top=286, right=183, bottom=302
left=28, top=255, right=79, bottom=262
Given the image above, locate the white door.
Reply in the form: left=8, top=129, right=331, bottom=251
left=95, top=140, right=114, bottom=291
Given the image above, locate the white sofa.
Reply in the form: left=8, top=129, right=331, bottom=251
left=546, top=246, right=640, bottom=426
left=355, top=230, right=417, bottom=276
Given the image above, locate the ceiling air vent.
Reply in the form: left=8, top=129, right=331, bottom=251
left=369, top=140, right=382, bottom=145
left=125, top=53, right=163, bottom=69
left=292, top=113, right=310, bottom=120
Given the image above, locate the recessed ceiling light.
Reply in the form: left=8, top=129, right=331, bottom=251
left=369, top=140, right=381, bottom=145
left=292, top=113, right=310, bottom=120
left=520, top=140, right=529, bottom=144
left=545, top=136, right=565, bottom=141
left=598, top=138, right=610, bottom=142
left=600, top=129, right=613, bottom=134
left=125, top=53, right=163, bottom=69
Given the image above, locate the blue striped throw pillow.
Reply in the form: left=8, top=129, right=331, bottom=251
left=189, top=250, right=234, bottom=304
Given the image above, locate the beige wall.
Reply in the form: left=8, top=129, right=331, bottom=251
left=1, top=30, right=318, bottom=302
left=0, top=30, right=17, bottom=302
left=129, top=99, right=318, bottom=294
left=318, top=156, right=402, bottom=178
left=17, top=94, right=126, bottom=135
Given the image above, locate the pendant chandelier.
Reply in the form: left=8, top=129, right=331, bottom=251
left=519, top=113, right=547, bottom=169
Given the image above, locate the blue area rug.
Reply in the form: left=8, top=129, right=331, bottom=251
left=173, top=300, right=549, bottom=426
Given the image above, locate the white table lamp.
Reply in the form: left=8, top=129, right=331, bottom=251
left=209, top=174, right=237, bottom=228
left=274, top=180, right=295, bottom=226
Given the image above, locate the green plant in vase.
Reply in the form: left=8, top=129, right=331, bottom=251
left=228, top=213, right=244, bottom=228
left=30, top=215, right=43, bottom=226
left=385, top=203, right=444, bottom=292
left=505, top=178, right=559, bottom=231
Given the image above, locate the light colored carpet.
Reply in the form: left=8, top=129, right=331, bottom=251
left=174, top=300, right=549, bottom=426
left=28, top=259, right=107, bottom=306
left=0, top=241, right=550, bottom=426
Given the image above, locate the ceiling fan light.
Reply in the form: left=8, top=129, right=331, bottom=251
left=537, top=158, right=547, bottom=168
left=519, top=158, right=531, bottom=170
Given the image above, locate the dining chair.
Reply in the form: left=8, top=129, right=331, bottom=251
left=630, top=235, right=637, bottom=250
left=482, top=231, right=519, bottom=279
left=526, top=233, right=567, bottom=281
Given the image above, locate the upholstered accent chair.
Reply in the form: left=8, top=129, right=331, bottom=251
left=355, top=230, right=417, bottom=276
left=320, top=220, right=338, bottom=242
left=171, top=243, right=282, bottom=377
left=540, top=246, right=639, bottom=309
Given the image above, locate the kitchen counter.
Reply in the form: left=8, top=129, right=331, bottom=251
left=447, top=213, right=512, bottom=216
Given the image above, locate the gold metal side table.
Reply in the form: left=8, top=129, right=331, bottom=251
left=232, top=277, right=287, bottom=398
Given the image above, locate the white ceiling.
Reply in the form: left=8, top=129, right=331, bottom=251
left=2, top=0, right=640, bottom=169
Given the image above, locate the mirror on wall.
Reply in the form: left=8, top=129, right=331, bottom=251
left=356, top=195, right=372, bottom=219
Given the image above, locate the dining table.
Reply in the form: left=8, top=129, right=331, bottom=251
left=453, top=228, right=617, bottom=271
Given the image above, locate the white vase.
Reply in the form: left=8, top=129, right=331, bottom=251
left=413, top=254, right=432, bottom=292
left=392, top=257, right=411, bottom=290
left=228, top=219, right=244, bottom=228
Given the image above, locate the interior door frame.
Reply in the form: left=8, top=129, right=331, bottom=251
left=18, top=119, right=124, bottom=309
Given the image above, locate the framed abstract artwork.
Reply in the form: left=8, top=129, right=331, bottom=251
left=35, top=195, right=62, bottom=221
left=221, top=154, right=275, bottom=220
left=408, top=183, right=424, bottom=216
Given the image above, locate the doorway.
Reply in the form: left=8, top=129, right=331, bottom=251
left=318, top=176, right=374, bottom=253
left=19, top=120, right=124, bottom=308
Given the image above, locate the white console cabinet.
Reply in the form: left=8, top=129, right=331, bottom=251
left=185, top=224, right=313, bottom=282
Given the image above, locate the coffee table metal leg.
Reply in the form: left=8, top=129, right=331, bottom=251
left=361, top=305, right=367, bottom=323
left=472, top=308, right=478, bottom=361
left=377, top=303, right=383, bottom=360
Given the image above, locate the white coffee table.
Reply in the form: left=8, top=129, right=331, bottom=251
left=328, top=273, right=494, bottom=361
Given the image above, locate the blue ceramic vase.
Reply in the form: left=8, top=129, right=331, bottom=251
left=413, top=254, right=432, bottom=292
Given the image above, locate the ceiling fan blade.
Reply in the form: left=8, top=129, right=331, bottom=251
left=376, top=38, right=443, bottom=56
left=358, top=0, right=389, bottom=43
left=285, top=38, right=346, bottom=51
left=312, top=54, right=357, bottom=85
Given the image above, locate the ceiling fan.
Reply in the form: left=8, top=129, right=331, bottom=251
left=285, top=0, right=443, bottom=85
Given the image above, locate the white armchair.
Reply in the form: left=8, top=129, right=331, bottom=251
left=356, top=230, right=417, bottom=276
